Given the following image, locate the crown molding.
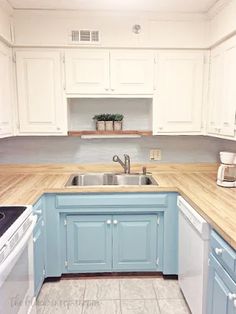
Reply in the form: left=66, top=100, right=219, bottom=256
left=207, top=0, right=233, bottom=18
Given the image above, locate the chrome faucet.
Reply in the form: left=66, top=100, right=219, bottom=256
left=113, top=154, right=131, bottom=174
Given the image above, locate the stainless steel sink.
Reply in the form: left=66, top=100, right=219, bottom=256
left=65, top=173, right=158, bottom=186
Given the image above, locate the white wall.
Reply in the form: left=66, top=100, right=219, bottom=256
left=0, top=136, right=235, bottom=164
left=0, top=0, right=13, bottom=44
left=13, top=10, right=208, bottom=48
left=68, top=98, right=152, bottom=131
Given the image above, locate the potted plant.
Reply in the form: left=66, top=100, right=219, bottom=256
left=113, top=114, right=124, bottom=131
left=93, top=114, right=105, bottom=131
left=104, top=113, right=114, bottom=131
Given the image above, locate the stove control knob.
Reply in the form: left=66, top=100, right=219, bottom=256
left=215, top=248, right=223, bottom=255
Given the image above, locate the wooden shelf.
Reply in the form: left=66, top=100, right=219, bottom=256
left=68, top=130, right=152, bottom=138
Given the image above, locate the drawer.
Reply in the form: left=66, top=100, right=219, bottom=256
left=211, top=230, right=236, bottom=275
left=55, top=193, right=169, bottom=209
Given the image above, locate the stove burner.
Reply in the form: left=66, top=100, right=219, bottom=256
left=0, top=212, right=5, bottom=221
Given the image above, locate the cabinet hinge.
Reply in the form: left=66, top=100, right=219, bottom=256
left=154, top=57, right=157, bottom=64
left=62, top=54, right=65, bottom=63
left=64, top=219, right=67, bottom=226
left=156, top=258, right=159, bottom=266
left=12, top=53, right=16, bottom=63
left=65, top=260, right=68, bottom=267
left=157, top=217, right=160, bottom=225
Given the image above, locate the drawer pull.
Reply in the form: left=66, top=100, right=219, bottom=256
left=113, top=220, right=118, bottom=225
left=106, top=220, right=111, bottom=225
left=228, top=293, right=236, bottom=301
left=215, top=248, right=223, bottom=255
left=34, top=209, right=42, bottom=215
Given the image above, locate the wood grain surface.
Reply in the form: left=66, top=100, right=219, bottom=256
left=0, top=163, right=235, bottom=249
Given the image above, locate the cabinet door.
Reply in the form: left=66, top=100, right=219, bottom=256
left=207, top=37, right=236, bottom=138
left=207, top=47, right=223, bottom=136
left=207, top=254, right=236, bottom=314
left=220, top=38, right=236, bottom=137
left=112, top=215, right=159, bottom=271
left=110, top=51, right=154, bottom=94
left=0, top=43, right=12, bottom=138
left=66, top=215, right=112, bottom=272
left=154, top=52, right=204, bottom=133
left=33, top=217, right=45, bottom=297
left=65, top=50, right=110, bottom=94
left=16, top=51, right=66, bottom=134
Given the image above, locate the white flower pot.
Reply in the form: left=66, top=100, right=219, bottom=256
left=96, top=121, right=105, bottom=131
left=114, top=121, right=123, bottom=131
left=105, top=121, right=114, bottom=131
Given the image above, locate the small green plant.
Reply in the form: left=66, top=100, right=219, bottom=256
left=113, top=114, right=124, bottom=121
left=93, top=114, right=123, bottom=121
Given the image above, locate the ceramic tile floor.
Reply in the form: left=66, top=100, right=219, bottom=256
left=36, top=277, right=191, bottom=314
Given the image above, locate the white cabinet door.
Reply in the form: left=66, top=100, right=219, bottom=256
left=0, top=43, right=13, bottom=138
left=207, top=37, right=236, bottom=138
left=110, top=51, right=155, bottom=94
left=221, top=39, right=236, bottom=137
left=65, top=50, right=110, bottom=94
left=154, top=52, right=204, bottom=134
left=207, top=47, right=223, bottom=135
left=16, top=51, right=66, bottom=134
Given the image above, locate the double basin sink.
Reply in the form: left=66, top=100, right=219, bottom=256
left=66, top=173, right=158, bottom=186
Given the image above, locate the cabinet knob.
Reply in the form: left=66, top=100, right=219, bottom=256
left=215, top=248, right=223, bottom=255
left=159, top=126, right=163, bottom=130
left=106, top=219, right=111, bottom=225
left=111, top=88, right=115, bottom=91
left=105, top=88, right=109, bottom=91
left=57, top=127, right=61, bottom=131
left=113, top=220, right=118, bottom=225
left=228, top=293, right=236, bottom=301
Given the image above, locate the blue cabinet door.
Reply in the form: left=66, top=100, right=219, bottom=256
left=33, top=217, right=45, bottom=297
left=208, top=254, right=236, bottom=314
left=112, top=214, right=160, bottom=271
left=66, top=215, right=112, bottom=272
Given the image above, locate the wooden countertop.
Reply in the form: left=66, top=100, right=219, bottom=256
left=0, top=163, right=235, bottom=249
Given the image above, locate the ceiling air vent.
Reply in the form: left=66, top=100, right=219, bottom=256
left=70, top=30, right=100, bottom=45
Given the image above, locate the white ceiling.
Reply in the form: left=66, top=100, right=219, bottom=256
left=8, top=0, right=218, bottom=13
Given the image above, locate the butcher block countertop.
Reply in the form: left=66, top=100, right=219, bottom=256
left=0, top=163, right=235, bottom=249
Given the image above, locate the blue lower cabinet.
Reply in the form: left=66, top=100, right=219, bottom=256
left=112, top=215, right=161, bottom=271
left=33, top=216, right=45, bottom=297
left=207, top=253, right=236, bottom=314
left=65, top=214, right=162, bottom=273
left=66, top=215, right=112, bottom=272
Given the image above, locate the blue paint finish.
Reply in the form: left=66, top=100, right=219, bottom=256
left=207, top=253, right=236, bottom=314
left=55, top=193, right=168, bottom=209
left=211, top=230, right=236, bottom=281
left=163, top=192, right=178, bottom=275
left=112, top=214, right=162, bottom=271
left=43, top=192, right=178, bottom=276
left=66, top=215, right=112, bottom=272
left=33, top=196, right=45, bottom=297
left=44, top=194, right=62, bottom=277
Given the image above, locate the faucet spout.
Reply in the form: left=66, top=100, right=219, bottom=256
left=113, top=154, right=131, bottom=174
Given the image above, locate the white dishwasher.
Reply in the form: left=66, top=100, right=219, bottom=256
left=177, top=196, right=210, bottom=314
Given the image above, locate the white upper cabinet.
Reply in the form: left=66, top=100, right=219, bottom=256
left=64, top=50, right=155, bottom=95
left=0, top=43, right=13, bottom=138
left=153, top=51, right=204, bottom=134
left=110, top=51, right=154, bottom=94
left=207, top=36, right=236, bottom=138
left=65, top=50, right=110, bottom=94
left=16, top=51, right=66, bottom=134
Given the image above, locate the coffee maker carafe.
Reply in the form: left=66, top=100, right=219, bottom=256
left=217, top=152, right=236, bottom=188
